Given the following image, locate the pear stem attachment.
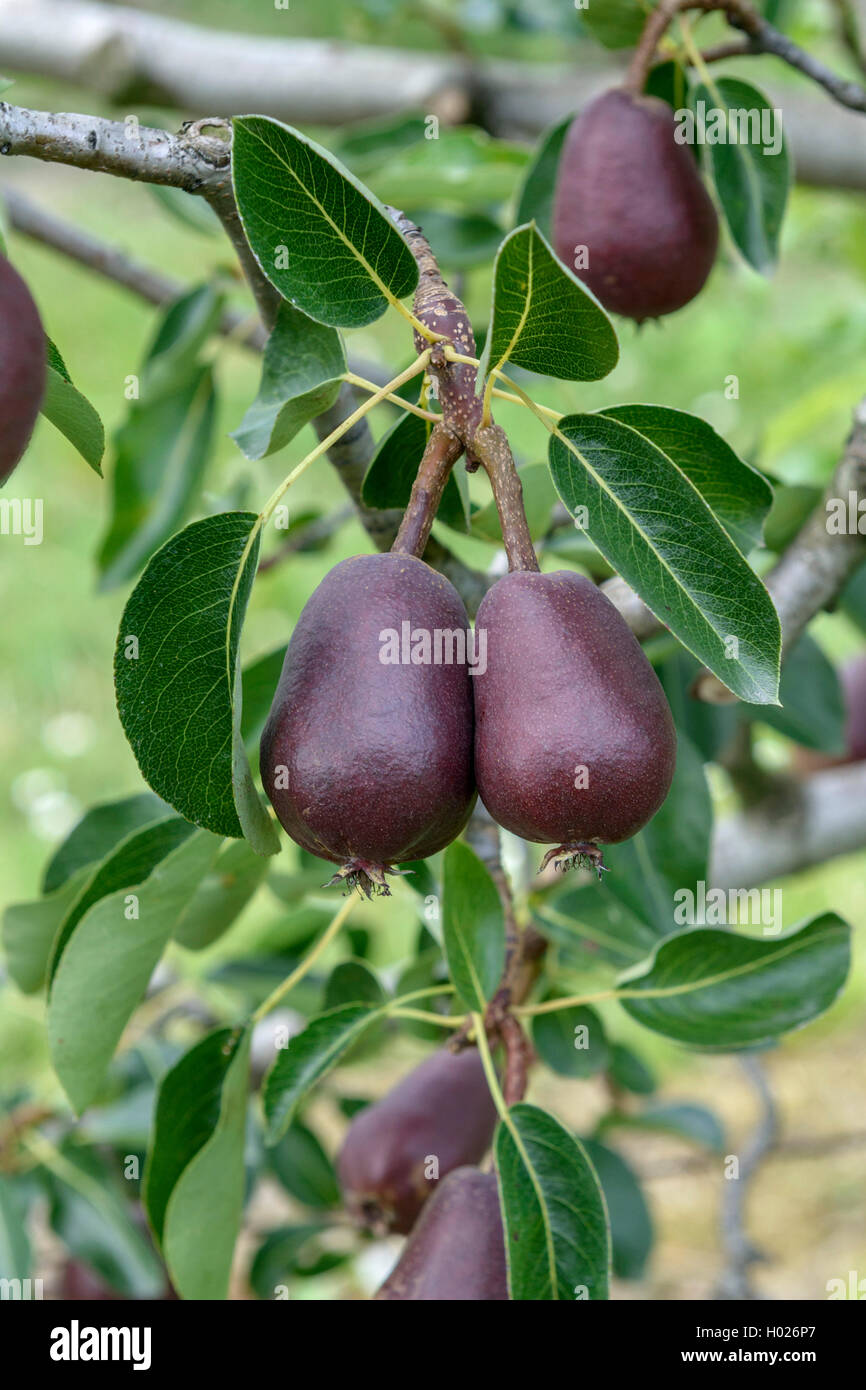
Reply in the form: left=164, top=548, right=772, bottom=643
left=391, top=421, right=465, bottom=558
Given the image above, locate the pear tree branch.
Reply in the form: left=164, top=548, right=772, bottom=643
left=626, top=0, right=866, bottom=112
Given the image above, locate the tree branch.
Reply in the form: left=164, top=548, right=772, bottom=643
left=711, top=759, right=866, bottom=886
left=694, top=395, right=866, bottom=703
left=2, top=0, right=866, bottom=187
left=627, top=0, right=866, bottom=113
left=714, top=1055, right=778, bottom=1301
left=3, top=185, right=268, bottom=348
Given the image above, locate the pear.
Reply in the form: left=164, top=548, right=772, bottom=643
left=0, top=255, right=46, bottom=483
left=338, top=1047, right=498, bottom=1234
left=473, top=571, right=676, bottom=869
left=260, top=553, right=476, bottom=895
left=553, top=88, right=718, bottom=321
left=375, top=1167, right=508, bottom=1300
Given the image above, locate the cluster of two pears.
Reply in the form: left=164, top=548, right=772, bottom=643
left=260, top=552, right=676, bottom=888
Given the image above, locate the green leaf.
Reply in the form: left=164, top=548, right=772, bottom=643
left=480, top=223, right=618, bottom=385
left=495, top=1104, right=610, bottom=1300
left=580, top=1138, right=653, bottom=1281
left=42, top=792, right=165, bottom=894
left=49, top=828, right=220, bottom=1113
left=548, top=413, right=782, bottom=703
left=618, top=913, right=851, bottom=1048
left=514, top=116, right=570, bottom=242
left=361, top=409, right=468, bottom=531
left=48, top=814, right=196, bottom=981
left=607, top=1042, right=656, bottom=1095
left=532, top=1003, right=609, bottom=1078
left=263, top=1003, right=385, bottom=1143
left=115, top=512, right=279, bottom=854
left=599, top=404, right=773, bottom=554
left=40, top=360, right=105, bottom=475
left=232, top=115, right=418, bottom=328
left=143, top=284, right=223, bottom=399
left=145, top=1026, right=251, bottom=1300
left=694, top=77, right=791, bottom=271
left=581, top=0, right=657, bottom=47
left=3, top=866, right=91, bottom=995
left=600, top=1102, right=725, bottom=1151
left=174, top=837, right=270, bottom=951
left=249, top=1223, right=338, bottom=1297
left=534, top=891, right=656, bottom=969
left=44, top=1147, right=164, bottom=1298
left=323, top=959, right=385, bottom=1009
left=748, top=634, right=846, bottom=753
left=98, top=364, right=217, bottom=590
left=0, top=1177, right=31, bottom=1280
left=335, top=113, right=428, bottom=172
left=268, top=1122, right=340, bottom=1209
left=231, top=302, right=346, bottom=460
left=441, top=841, right=505, bottom=1013
left=630, top=730, right=712, bottom=914
left=841, top=565, right=866, bottom=634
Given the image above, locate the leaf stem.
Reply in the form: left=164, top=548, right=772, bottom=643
left=472, top=1011, right=510, bottom=1123
left=389, top=1007, right=467, bottom=1027
left=251, top=894, right=357, bottom=1022
left=516, top=988, right=622, bottom=1018
left=491, top=385, right=562, bottom=422
left=259, top=352, right=432, bottom=526
left=343, top=370, right=440, bottom=422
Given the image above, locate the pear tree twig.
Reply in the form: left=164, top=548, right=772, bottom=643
left=626, top=0, right=866, bottom=112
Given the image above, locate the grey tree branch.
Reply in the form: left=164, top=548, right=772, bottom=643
left=3, top=185, right=268, bottom=348
left=2, top=0, right=866, bottom=188
left=714, top=1055, right=778, bottom=1301
left=694, top=395, right=866, bottom=703
left=626, top=0, right=866, bottom=112
left=711, top=759, right=866, bottom=886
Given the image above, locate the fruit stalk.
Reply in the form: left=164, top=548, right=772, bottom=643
left=624, top=0, right=761, bottom=96
left=389, top=208, right=540, bottom=573
left=391, top=421, right=464, bottom=558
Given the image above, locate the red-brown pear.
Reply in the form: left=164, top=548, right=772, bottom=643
left=337, top=1047, right=498, bottom=1234
left=260, top=553, right=476, bottom=895
left=375, top=1167, right=508, bottom=1300
left=473, top=570, right=676, bottom=870
left=0, top=255, right=46, bottom=483
left=552, top=88, right=719, bottom=321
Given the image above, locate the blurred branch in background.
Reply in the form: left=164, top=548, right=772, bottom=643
left=2, top=0, right=866, bottom=188
left=694, top=397, right=866, bottom=703
left=4, top=186, right=267, bottom=348
left=714, top=1054, right=778, bottom=1301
